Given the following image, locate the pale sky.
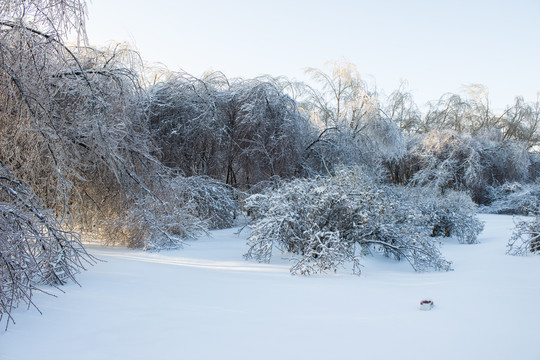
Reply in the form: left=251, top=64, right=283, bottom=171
left=86, top=0, right=539, bottom=111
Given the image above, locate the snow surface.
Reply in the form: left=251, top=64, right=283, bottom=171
left=1, top=214, right=539, bottom=360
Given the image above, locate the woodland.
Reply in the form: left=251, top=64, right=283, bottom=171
left=1, top=0, right=539, bottom=328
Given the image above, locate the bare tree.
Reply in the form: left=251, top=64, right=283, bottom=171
left=305, top=60, right=379, bottom=132
left=423, top=93, right=471, bottom=133
left=384, top=80, right=422, bottom=133
left=500, top=96, right=540, bottom=150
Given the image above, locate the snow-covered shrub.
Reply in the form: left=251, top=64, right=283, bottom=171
left=0, top=167, right=94, bottom=329
left=507, top=215, right=540, bottom=255
left=387, top=187, right=484, bottom=244
left=113, top=195, right=206, bottom=251
left=403, top=130, right=530, bottom=204
left=244, top=168, right=453, bottom=274
left=483, top=182, right=540, bottom=215
left=104, top=175, right=238, bottom=250
left=429, top=191, right=484, bottom=244
left=178, top=176, right=240, bottom=229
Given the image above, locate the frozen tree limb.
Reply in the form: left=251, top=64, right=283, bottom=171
left=0, top=167, right=95, bottom=330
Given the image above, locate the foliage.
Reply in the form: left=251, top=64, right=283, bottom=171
left=244, top=168, right=480, bottom=275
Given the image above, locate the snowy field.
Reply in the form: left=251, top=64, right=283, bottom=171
left=1, top=214, right=539, bottom=360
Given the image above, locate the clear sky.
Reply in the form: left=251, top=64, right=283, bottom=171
left=85, top=0, right=539, bottom=111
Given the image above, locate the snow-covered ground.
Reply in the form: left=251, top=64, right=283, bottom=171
left=1, top=214, right=539, bottom=360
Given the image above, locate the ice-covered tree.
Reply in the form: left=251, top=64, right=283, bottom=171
left=422, top=94, right=472, bottom=133
left=384, top=81, right=422, bottom=133
left=500, top=96, right=540, bottom=151
left=104, top=175, right=239, bottom=250
left=483, top=182, right=540, bottom=215
left=305, top=61, right=379, bottom=131
left=302, top=61, right=408, bottom=179
left=0, top=0, right=98, bottom=329
left=146, top=72, right=314, bottom=188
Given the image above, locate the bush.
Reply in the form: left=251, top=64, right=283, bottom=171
left=179, top=176, right=240, bottom=230
left=394, top=187, right=484, bottom=244
left=403, top=131, right=530, bottom=205
left=432, top=191, right=484, bottom=244
left=507, top=215, right=540, bottom=255
left=483, top=182, right=540, bottom=215
left=244, top=168, right=483, bottom=275
left=101, top=175, right=239, bottom=250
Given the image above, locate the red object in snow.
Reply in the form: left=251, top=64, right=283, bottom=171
left=419, top=299, right=434, bottom=310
